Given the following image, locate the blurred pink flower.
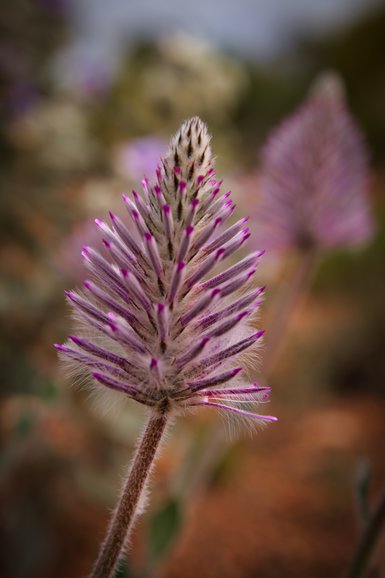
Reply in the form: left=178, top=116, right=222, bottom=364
left=115, top=136, right=168, bottom=182
left=255, top=74, right=374, bottom=252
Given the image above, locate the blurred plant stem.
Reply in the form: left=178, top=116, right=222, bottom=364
left=345, top=482, right=385, bottom=578
left=90, top=411, right=168, bottom=578
left=263, top=247, right=319, bottom=376
left=144, top=248, right=320, bottom=574
left=177, top=247, right=319, bottom=502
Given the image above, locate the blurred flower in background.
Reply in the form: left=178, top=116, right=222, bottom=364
left=252, top=73, right=374, bottom=254
left=114, top=136, right=167, bottom=181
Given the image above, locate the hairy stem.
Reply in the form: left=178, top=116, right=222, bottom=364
left=263, top=248, right=318, bottom=376
left=345, top=484, right=385, bottom=578
left=89, top=411, right=169, bottom=578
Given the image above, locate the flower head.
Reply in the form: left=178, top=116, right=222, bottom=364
left=255, top=73, right=373, bottom=252
left=56, top=117, right=275, bottom=424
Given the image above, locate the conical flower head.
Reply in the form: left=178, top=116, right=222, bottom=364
left=255, top=73, right=373, bottom=252
left=56, top=117, right=275, bottom=424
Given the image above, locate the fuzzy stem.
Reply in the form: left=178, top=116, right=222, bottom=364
left=89, top=411, right=168, bottom=578
left=345, top=484, right=385, bottom=578
left=263, top=248, right=318, bottom=376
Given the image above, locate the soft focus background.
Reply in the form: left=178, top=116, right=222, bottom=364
left=1, top=1, right=385, bottom=577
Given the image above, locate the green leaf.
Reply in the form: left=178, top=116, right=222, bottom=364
left=148, top=497, right=182, bottom=569
left=113, top=560, right=137, bottom=578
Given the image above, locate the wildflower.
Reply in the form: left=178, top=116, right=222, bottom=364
left=115, top=136, right=167, bottom=182
left=56, top=117, right=275, bottom=424
left=55, top=117, right=275, bottom=578
left=255, top=73, right=373, bottom=252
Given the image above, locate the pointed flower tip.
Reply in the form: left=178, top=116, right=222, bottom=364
left=83, top=280, right=92, bottom=289
left=255, top=329, right=265, bottom=339
left=109, top=211, right=116, bottom=221
left=177, top=261, right=186, bottom=271
left=54, top=343, right=65, bottom=350
left=69, top=335, right=81, bottom=345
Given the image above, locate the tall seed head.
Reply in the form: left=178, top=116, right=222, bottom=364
left=56, top=117, right=276, bottom=424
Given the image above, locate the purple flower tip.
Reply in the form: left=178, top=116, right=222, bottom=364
left=54, top=343, right=65, bottom=350
left=179, top=181, right=187, bottom=191
left=254, top=330, right=265, bottom=339
left=144, top=232, right=152, bottom=241
left=237, top=311, right=250, bottom=320
left=83, top=280, right=92, bottom=289
left=69, top=335, right=82, bottom=344
left=102, top=239, right=111, bottom=248
left=109, top=211, right=117, bottom=221
left=186, top=226, right=194, bottom=235
left=177, top=261, right=186, bottom=271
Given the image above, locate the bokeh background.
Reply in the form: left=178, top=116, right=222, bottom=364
left=1, top=1, right=385, bottom=577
